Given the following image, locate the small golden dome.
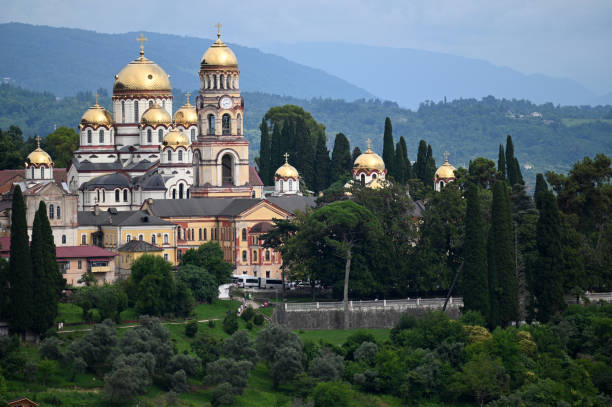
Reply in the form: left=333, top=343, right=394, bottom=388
left=435, top=159, right=456, bottom=179
left=368, top=177, right=388, bottom=189
left=354, top=146, right=385, bottom=172
left=26, top=137, right=53, bottom=167
left=201, top=35, right=238, bottom=66
left=80, top=101, right=113, bottom=129
left=141, top=102, right=172, bottom=126
left=163, top=129, right=190, bottom=148
left=173, top=99, right=198, bottom=127
left=113, top=53, right=172, bottom=93
left=275, top=153, right=299, bottom=179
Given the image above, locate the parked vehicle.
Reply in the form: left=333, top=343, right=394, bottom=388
left=259, top=278, right=283, bottom=289
left=232, top=275, right=260, bottom=288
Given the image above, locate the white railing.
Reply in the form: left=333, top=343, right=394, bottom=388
left=283, top=297, right=463, bottom=312
left=567, top=292, right=612, bottom=304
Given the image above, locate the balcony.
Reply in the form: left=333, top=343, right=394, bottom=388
left=91, top=266, right=111, bottom=273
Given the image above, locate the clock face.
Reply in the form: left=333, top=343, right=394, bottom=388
left=220, top=97, right=233, bottom=109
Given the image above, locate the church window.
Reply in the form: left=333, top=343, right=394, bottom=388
left=187, top=188, right=190, bottom=199
left=164, top=233, right=169, bottom=244
left=191, top=228, right=195, bottom=240
left=121, top=101, right=125, bottom=123
left=97, top=189, right=100, bottom=202
left=41, top=167, right=45, bottom=178
left=126, top=234, right=131, bottom=242
left=172, top=188, right=176, bottom=199
left=81, top=234, right=86, bottom=245
left=360, top=173, right=366, bottom=185
left=56, top=206, right=61, bottom=219
left=222, top=154, right=233, bottom=184
left=253, top=250, right=258, bottom=262
left=49, top=204, right=54, bottom=219
left=123, top=189, right=128, bottom=202
left=440, top=181, right=444, bottom=190
left=151, top=234, right=156, bottom=245
left=266, top=250, right=270, bottom=261
left=279, top=180, right=283, bottom=192
left=208, top=114, right=215, bottom=134
left=251, top=191, right=256, bottom=198
left=99, top=129, right=104, bottom=143
left=158, top=129, right=163, bottom=143
left=138, top=234, right=143, bottom=241
left=237, top=114, right=242, bottom=135
left=219, top=74, right=224, bottom=89
left=178, top=150, right=183, bottom=161
left=134, top=101, right=139, bottom=121
left=177, top=227, right=181, bottom=240
left=222, top=114, right=231, bottom=135
left=31, top=167, right=34, bottom=178
left=162, top=100, right=165, bottom=107
left=164, top=253, right=168, bottom=261
left=148, top=100, right=153, bottom=108
left=199, top=228, right=202, bottom=240
left=179, top=183, right=184, bottom=199
left=87, top=130, right=92, bottom=144
left=203, top=228, right=207, bottom=240
left=115, top=189, right=120, bottom=202
left=289, top=180, right=293, bottom=191
left=242, top=228, right=247, bottom=241
left=147, top=129, right=152, bottom=143
left=242, top=250, right=247, bottom=262
left=191, top=128, right=196, bottom=141
left=102, top=189, right=105, bottom=202
left=62, top=235, right=66, bottom=244
left=266, top=270, right=270, bottom=278
left=167, top=150, right=172, bottom=161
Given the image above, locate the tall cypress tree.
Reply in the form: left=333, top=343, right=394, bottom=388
left=425, top=144, right=437, bottom=188
left=382, top=117, right=395, bottom=177
left=498, top=144, right=506, bottom=180
left=399, top=136, right=412, bottom=180
left=534, top=173, right=547, bottom=210
left=330, top=133, right=352, bottom=183
left=414, top=140, right=428, bottom=184
left=314, top=135, right=330, bottom=192
left=394, top=141, right=405, bottom=184
left=351, top=147, right=362, bottom=163
left=7, top=185, right=33, bottom=334
left=258, top=119, right=271, bottom=185
left=270, top=122, right=283, bottom=184
left=513, top=158, right=524, bottom=185
left=534, top=191, right=566, bottom=322
left=462, top=183, right=490, bottom=320
left=488, top=181, right=519, bottom=327
left=295, top=117, right=315, bottom=190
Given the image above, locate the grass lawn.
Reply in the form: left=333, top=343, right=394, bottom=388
left=194, top=299, right=241, bottom=320
left=56, top=303, right=84, bottom=324
left=295, top=328, right=390, bottom=346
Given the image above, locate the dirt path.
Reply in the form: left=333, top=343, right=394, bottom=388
left=57, top=318, right=221, bottom=334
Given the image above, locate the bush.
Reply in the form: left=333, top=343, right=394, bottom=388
left=241, top=306, right=255, bottom=321
left=312, top=381, right=351, bottom=407
left=208, top=319, right=216, bottom=328
left=460, top=310, right=487, bottom=327
left=223, top=311, right=239, bottom=335
left=246, top=321, right=254, bottom=330
left=253, top=313, right=265, bottom=326
left=185, top=321, right=198, bottom=338
left=309, top=350, right=345, bottom=381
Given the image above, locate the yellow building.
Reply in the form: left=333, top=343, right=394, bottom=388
left=117, top=239, right=165, bottom=275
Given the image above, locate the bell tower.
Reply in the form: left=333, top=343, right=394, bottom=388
left=191, top=24, right=252, bottom=198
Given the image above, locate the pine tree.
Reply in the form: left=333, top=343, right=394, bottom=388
left=382, top=117, right=395, bottom=177
left=462, top=183, right=490, bottom=320
left=258, top=119, right=271, bottom=185
left=270, top=122, right=283, bottom=184
left=351, top=147, right=362, bottom=163
left=314, top=135, right=330, bottom=192
left=488, top=181, right=519, bottom=327
left=498, top=144, right=506, bottom=180
left=533, top=190, right=566, bottom=321
left=330, top=133, right=352, bottom=183
left=7, top=185, right=33, bottom=334
left=30, top=201, right=63, bottom=334
left=394, top=141, right=405, bottom=183
left=414, top=140, right=428, bottom=184
left=534, top=173, right=547, bottom=210
left=399, top=136, right=412, bottom=180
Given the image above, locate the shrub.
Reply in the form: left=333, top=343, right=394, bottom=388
left=241, top=307, right=255, bottom=321
left=208, top=319, right=216, bottom=328
left=312, top=381, right=351, bottom=407
left=309, top=350, right=345, bottom=381
left=246, top=321, right=254, bottom=330
left=253, top=313, right=265, bottom=326
left=185, top=321, right=198, bottom=338
left=223, top=312, right=239, bottom=335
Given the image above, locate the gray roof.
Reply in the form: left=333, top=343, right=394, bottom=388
left=78, top=209, right=174, bottom=227
left=133, top=172, right=166, bottom=191
left=409, top=200, right=426, bottom=218
left=267, top=196, right=316, bottom=214
left=124, top=160, right=156, bottom=171
left=146, top=198, right=265, bottom=218
left=118, top=239, right=162, bottom=252
left=81, top=173, right=130, bottom=190
left=72, top=158, right=123, bottom=172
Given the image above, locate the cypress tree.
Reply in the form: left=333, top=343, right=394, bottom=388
left=351, top=147, right=362, bottom=163
left=533, top=191, right=566, bottom=321
left=399, top=136, right=412, bottom=180
left=488, top=181, right=519, bottom=327
left=31, top=201, right=63, bottom=334
left=295, top=117, right=315, bottom=190
left=394, top=141, right=405, bottom=183
left=534, top=173, right=547, bottom=210
left=382, top=117, right=395, bottom=177
left=425, top=144, right=437, bottom=188
left=414, top=140, right=428, bottom=184
left=462, top=183, right=490, bottom=320
left=314, top=135, right=330, bottom=192
left=330, top=133, right=352, bottom=182
left=498, top=144, right=506, bottom=180
left=7, top=185, right=33, bottom=334
left=258, top=119, right=271, bottom=185
left=513, top=158, right=524, bottom=185
left=270, top=122, right=282, bottom=183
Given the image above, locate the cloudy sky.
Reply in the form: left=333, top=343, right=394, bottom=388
left=3, top=0, right=611, bottom=93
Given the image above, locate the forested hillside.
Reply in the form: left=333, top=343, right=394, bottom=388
left=1, top=84, right=611, bottom=179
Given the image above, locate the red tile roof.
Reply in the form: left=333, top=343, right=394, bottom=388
left=249, top=165, right=263, bottom=186
left=56, top=246, right=117, bottom=259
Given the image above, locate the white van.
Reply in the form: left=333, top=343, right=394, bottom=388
left=232, top=275, right=260, bottom=288
left=259, top=278, right=283, bottom=289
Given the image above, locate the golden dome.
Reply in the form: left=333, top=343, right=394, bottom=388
left=201, top=34, right=238, bottom=66
left=141, top=102, right=172, bottom=126
left=173, top=99, right=198, bottom=127
left=113, top=52, right=172, bottom=93
left=368, top=177, right=388, bottom=189
left=275, top=153, right=299, bottom=179
left=354, top=145, right=385, bottom=172
left=26, top=138, right=53, bottom=167
left=435, top=159, right=457, bottom=179
left=163, top=129, right=190, bottom=148
left=80, top=101, right=113, bottom=129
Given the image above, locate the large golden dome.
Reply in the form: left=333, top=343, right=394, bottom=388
left=275, top=154, right=299, bottom=179
left=141, top=102, right=172, bottom=126
left=163, top=129, right=190, bottom=148
left=201, top=35, right=238, bottom=67
left=113, top=52, right=172, bottom=93
left=80, top=102, right=113, bottom=129
left=354, top=146, right=385, bottom=172
left=173, top=99, right=198, bottom=127
left=435, top=159, right=456, bottom=179
left=26, top=138, right=53, bottom=167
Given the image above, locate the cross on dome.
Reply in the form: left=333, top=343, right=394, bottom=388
left=35, top=135, right=42, bottom=149
left=185, top=92, right=191, bottom=103
left=444, top=151, right=450, bottom=162
left=284, top=152, right=289, bottom=163
left=95, top=92, right=99, bottom=105
left=366, top=138, right=372, bottom=151
left=137, top=33, right=148, bottom=56
left=215, top=22, right=222, bottom=39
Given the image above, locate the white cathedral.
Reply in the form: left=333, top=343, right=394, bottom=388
left=66, top=31, right=265, bottom=211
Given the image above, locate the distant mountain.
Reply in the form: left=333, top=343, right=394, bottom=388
left=0, top=23, right=372, bottom=100
left=591, top=91, right=612, bottom=106
left=263, top=42, right=597, bottom=108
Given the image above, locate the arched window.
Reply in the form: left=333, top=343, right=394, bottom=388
left=121, top=101, right=125, bottom=123
left=191, top=128, right=196, bottom=142
left=102, top=189, right=105, bottom=202
left=178, top=150, right=183, bottom=161
left=253, top=251, right=258, bottom=262
left=123, top=189, right=128, bottom=202
left=372, top=173, right=377, bottom=179
left=203, top=228, right=207, bottom=240
left=172, top=188, right=176, bottom=199
left=31, top=167, right=34, bottom=178
left=208, top=114, right=215, bottom=134
left=49, top=204, right=54, bottom=219
left=265, top=250, right=270, bottom=261
left=87, top=129, right=92, bottom=144
left=187, top=188, right=190, bottom=199
left=162, top=100, right=165, bottom=107
left=56, top=206, right=61, bottom=219
left=199, top=229, right=202, bottom=240
left=242, top=250, right=247, bottom=262
left=151, top=234, right=156, bottom=244
left=97, top=189, right=100, bottom=202
left=99, top=129, right=104, bottom=143
left=167, top=150, right=172, bottom=161
left=219, top=74, right=224, bottom=89
left=82, top=234, right=87, bottom=245
left=62, top=235, right=66, bottom=244
left=158, top=128, right=163, bottom=143
left=241, top=228, right=247, bottom=241
left=222, top=154, right=233, bottom=184
left=164, top=234, right=169, bottom=244
left=41, top=167, right=45, bottom=178
left=440, top=181, right=444, bottom=189
left=115, top=189, right=120, bottom=202
left=126, top=234, right=131, bottom=242
left=251, top=191, right=256, bottom=198
left=147, top=129, right=152, bottom=143
left=134, top=100, right=139, bottom=121
left=289, top=180, right=293, bottom=191
left=222, top=114, right=231, bottom=135
left=138, top=234, right=144, bottom=241
left=279, top=180, right=284, bottom=192
left=360, top=173, right=366, bottom=185
left=179, top=183, right=184, bottom=199
left=237, top=114, right=242, bottom=135
left=177, top=227, right=181, bottom=240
